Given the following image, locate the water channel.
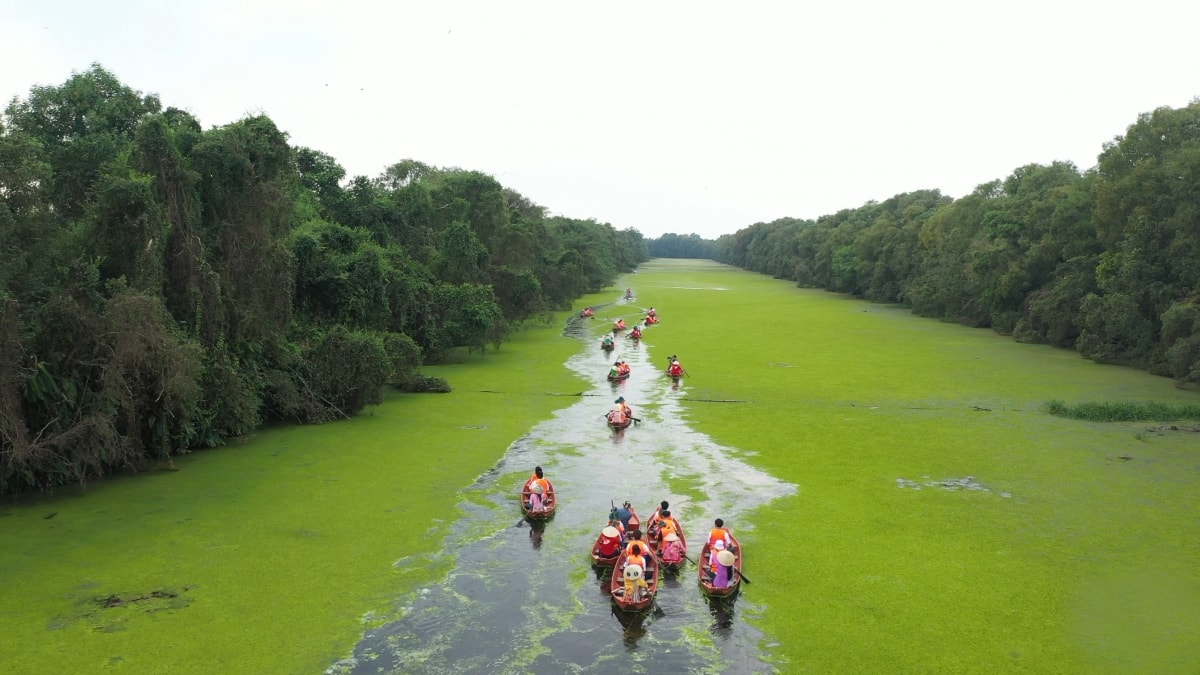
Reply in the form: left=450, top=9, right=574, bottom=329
left=330, top=298, right=796, bottom=674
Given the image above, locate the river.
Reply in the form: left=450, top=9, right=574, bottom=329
left=329, top=298, right=796, bottom=674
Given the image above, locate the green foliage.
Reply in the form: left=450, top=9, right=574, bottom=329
left=713, top=100, right=1200, bottom=386
left=296, top=326, right=392, bottom=421
left=1044, top=399, right=1200, bottom=422
left=0, top=65, right=649, bottom=494
left=647, top=232, right=717, bottom=259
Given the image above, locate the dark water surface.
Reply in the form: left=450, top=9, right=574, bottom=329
left=330, top=300, right=795, bottom=674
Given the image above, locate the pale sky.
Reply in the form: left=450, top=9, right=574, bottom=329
left=3, top=0, right=1198, bottom=239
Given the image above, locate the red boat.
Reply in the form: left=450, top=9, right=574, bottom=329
left=698, top=533, right=742, bottom=597
left=607, top=371, right=630, bottom=382
left=610, top=550, right=659, bottom=612
left=520, top=477, right=556, bottom=521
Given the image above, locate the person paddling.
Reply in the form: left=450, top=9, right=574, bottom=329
left=611, top=501, right=635, bottom=531
left=712, top=549, right=736, bottom=589
left=614, top=396, right=633, bottom=420
left=609, top=361, right=622, bottom=379
left=659, top=532, right=685, bottom=566
left=668, top=358, right=684, bottom=378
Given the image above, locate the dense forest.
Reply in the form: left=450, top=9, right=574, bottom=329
left=0, top=66, right=648, bottom=494
left=693, top=100, right=1200, bottom=387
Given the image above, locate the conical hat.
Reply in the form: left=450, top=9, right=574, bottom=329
left=664, top=532, right=679, bottom=542
left=623, top=564, right=644, bottom=580
left=717, top=550, right=736, bottom=566
left=602, top=526, right=619, bottom=538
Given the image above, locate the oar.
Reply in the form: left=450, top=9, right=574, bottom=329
left=734, top=568, right=752, bottom=584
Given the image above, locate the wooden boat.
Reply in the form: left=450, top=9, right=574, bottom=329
left=520, top=477, right=556, bottom=521
left=644, top=315, right=659, bottom=325
left=698, top=533, right=742, bottom=597
left=601, top=340, right=615, bottom=351
left=610, top=550, right=659, bottom=612
left=606, top=371, right=630, bottom=382
left=626, top=331, right=642, bottom=341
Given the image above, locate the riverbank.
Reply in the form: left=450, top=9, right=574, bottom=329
left=0, top=317, right=589, bottom=673
left=634, top=258, right=1200, bottom=673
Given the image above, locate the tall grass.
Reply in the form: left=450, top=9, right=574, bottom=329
left=1046, top=400, right=1200, bottom=422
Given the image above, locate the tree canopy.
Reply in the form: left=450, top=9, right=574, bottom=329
left=0, top=65, right=647, bottom=494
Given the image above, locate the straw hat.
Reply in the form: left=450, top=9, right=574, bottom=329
left=602, top=526, right=619, bottom=538
left=623, top=564, right=644, bottom=580
left=664, top=532, right=679, bottom=542
left=717, top=550, right=736, bottom=567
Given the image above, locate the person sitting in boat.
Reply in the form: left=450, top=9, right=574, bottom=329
left=646, top=307, right=657, bottom=318
left=659, top=532, right=685, bottom=566
left=614, top=396, right=633, bottom=420
left=583, top=307, right=595, bottom=317
left=596, top=526, right=622, bottom=561
left=653, top=510, right=678, bottom=542
left=623, top=529, right=646, bottom=556
left=613, top=318, right=627, bottom=331
left=619, top=545, right=649, bottom=600
left=652, top=500, right=670, bottom=521
left=528, top=467, right=551, bottom=513
left=707, top=538, right=727, bottom=578
left=667, top=359, right=684, bottom=378
left=712, top=549, right=736, bottom=589
left=607, top=407, right=627, bottom=426
left=611, top=501, right=635, bottom=531
left=618, top=361, right=631, bottom=376
left=708, top=518, right=734, bottom=552
left=606, top=516, right=626, bottom=540
left=624, top=288, right=633, bottom=299
left=601, top=335, right=614, bottom=349
left=608, top=361, right=623, bottom=379
left=628, top=326, right=642, bottom=340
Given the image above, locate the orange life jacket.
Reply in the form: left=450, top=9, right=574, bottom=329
left=708, top=527, right=731, bottom=547
left=656, top=517, right=677, bottom=537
